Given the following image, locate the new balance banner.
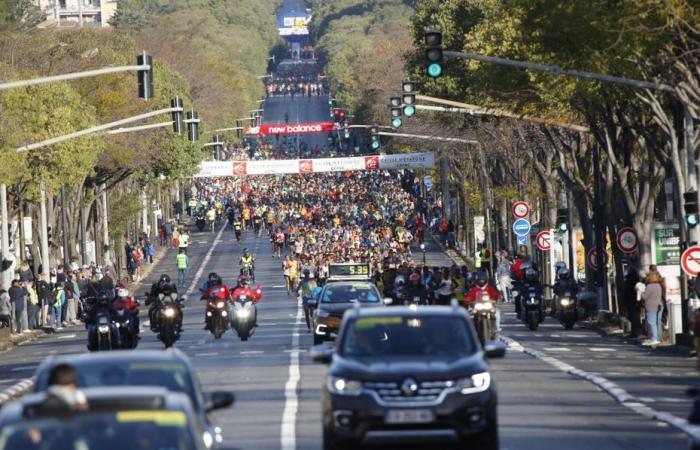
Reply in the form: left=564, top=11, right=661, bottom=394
left=247, top=121, right=337, bottom=136
left=193, top=152, right=435, bottom=177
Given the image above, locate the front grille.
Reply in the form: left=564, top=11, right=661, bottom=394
left=364, top=380, right=454, bottom=404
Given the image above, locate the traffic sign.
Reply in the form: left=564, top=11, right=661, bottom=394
left=512, top=218, right=531, bottom=237
left=616, top=227, right=638, bottom=254
left=535, top=231, right=551, bottom=251
left=512, top=201, right=530, bottom=219
left=517, top=236, right=528, bottom=246
left=587, top=248, right=609, bottom=270
left=681, top=246, right=700, bottom=277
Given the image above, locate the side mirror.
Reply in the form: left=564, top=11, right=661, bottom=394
left=310, top=344, right=333, bottom=364
left=383, top=297, right=393, bottom=305
left=483, top=340, right=506, bottom=359
left=204, top=391, right=235, bottom=413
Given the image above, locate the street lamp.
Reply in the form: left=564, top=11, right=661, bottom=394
left=420, top=243, right=426, bottom=264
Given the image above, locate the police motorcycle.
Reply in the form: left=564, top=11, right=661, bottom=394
left=239, top=249, right=256, bottom=281
left=195, top=208, right=207, bottom=232
left=472, top=290, right=497, bottom=345
left=206, top=286, right=229, bottom=339
left=155, top=285, right=185, bottom=348
left=83, top=291, right=115, bottom=352
left=513, top=269, right=545, bottom=331
left=230, top=278, right=261, bottom=341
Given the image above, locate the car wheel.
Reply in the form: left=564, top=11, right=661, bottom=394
left=469, top=421, right=498, bottom=450
left=322, top=427, right=355, bottom=450
left=313, top=333, right=325, bottom=345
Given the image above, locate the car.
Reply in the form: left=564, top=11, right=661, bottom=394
left=309, top=263, right=392, bottom=345
left=0, top=386, right=207, bottom=449
left=32, top=349, right=233, bottom=448
left=312, top=304, right=506, bottom=450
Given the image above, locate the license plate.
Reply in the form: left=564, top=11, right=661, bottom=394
left=385, top=409, right=435, bottom=424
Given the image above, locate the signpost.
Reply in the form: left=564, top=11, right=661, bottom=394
left=681, top=246, right=700, bottom=277
left=616, top=227, right=639, bottom=254
left=517, top=235, right=528, bottom=246
left=512, top=201, right=530, bottom=219
left=512, top=218, right=531, bottom=237
left=535, top=231, right=551, bottom=251
left=587, top=248, right=609, bottom=270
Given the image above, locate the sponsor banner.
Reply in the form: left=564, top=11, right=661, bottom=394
left=193, top=152, right=435, bottom=177
left=249, top=122, right=337, bottom=136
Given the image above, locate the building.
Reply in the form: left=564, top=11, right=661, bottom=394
left=35, top=0, right=117, bottom=28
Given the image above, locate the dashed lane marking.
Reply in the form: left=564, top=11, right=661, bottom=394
left=57, top=333, right=77, bottom=339
left=10, top=366, right=35, bottom=372
left=544, top=347, right=571, bottom=352
left=194, top=352, right=219, bottom=357
left=185, top=222, right=228, bottom=297
left=280, top=297, right=303, bottom=450
left=240, top=350, right=264, bottom=355
left=589, top=347, right=616, bottom=352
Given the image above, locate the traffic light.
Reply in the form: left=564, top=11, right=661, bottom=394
left=136, top=53, right=154, bottom=99
left=685, top=191, right=698, bottom=228
left=171, top=97, right=184, bottom=134
left=556, top=208, right=569, bottom=232
left=402, top=81, right=416, bottom=117
left=389, top=96, right=402, bottom=128
left=333, top=108, right=346, bottom=123
left=186, top=111, right=199, bottom=142
left=424, top=29, right=443, bottom=78
left=236, top=119, right=243, bottom=140
left=370, top=125, right=380, bottom=150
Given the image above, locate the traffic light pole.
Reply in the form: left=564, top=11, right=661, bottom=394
left=0, top=64, right=151, bottom=91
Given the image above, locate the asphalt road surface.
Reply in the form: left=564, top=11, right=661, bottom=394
left=0, top=90, right=692, bottom=449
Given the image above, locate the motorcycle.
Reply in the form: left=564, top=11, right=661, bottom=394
left=234, top=223, right=242, bottom=243
left=158, top=295, right=184, bottom=348
left=230, top=292, right=257, bottom=341
left=206, top=295, right=229, bottom=339
left=195, top=214, right=207, bottom=232
left=112, top=309, right=137, bottom=349
left=95, top=311, right=113, bottom=351
left=240, top=263, right=255, bottom=281
left=556, top=291, right=577, bottom=330
left=472, top=292, right=497, bottom=345
left=515, top=286, right=544, bottom=331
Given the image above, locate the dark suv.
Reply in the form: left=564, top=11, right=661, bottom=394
left=312, top=305, right=505, bottom=450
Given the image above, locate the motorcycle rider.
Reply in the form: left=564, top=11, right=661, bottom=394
left=239, top=249, right=255, bottom=279
left=204, top=285, right=230, bottom=332
left=515, top=268, right=543, bottom=318
left=200, top=272, right=223, bottom=295
left=147, top=274, right=177, bottom=332
left=85, top=289, right=114, bottom=351
left=157, top=282, right=184, bottom=333
left=200, top=273, right=229, bottom=331
left=405, top=272, right=428, bottom=305
left=553, top=267, right=579, bottom=314
left=233, top=217, right=242, bottom=243
left=464, top=272, right=502, bottom=331
left=230, top=276, right=262, bottom=327
left=114, top=284, right=139, bottom=341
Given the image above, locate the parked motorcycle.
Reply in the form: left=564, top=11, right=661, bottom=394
left=206, top=295, right=229, bottom=339
left=230, top=292, right=257, bottom=341
left=472, top=292, right=497, bottom=345
left=556, top=291, right=578, bottom=330
left=158, top=294, right=184, bottom=348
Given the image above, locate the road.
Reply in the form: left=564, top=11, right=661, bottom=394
left=0, top=88, right=692, bottom=450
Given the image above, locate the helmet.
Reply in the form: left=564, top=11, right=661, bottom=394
left=240, top=277, right=250, bottom=287
left=476, top=272, right=487, bottom=287
left=97, top=290, right=110, bottom=303
left=242, top=248, right=249, bottom=255
left=117, top=288, right=129, bottom=298
left=395, top=275, right=405, bottom=287
left=558, top=268, right=570, bottom=281
left=409, top=273, right=421, bottom=284
left=159, top=274, right=171, bottom=284
left=525, top=268, right=538, bottom=282
left=215, top=286, right=228, bottom=300
left=208, top=272, right=218, bottom=280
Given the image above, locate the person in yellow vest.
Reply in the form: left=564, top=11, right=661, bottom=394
left=175, top=248, right=189, bottom=287
left=187, top=198, right=197, bottom=217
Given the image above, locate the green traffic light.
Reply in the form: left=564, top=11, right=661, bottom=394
left=371, top=140, right=380, bottom=150
left=392, top=117, right=403, bottom=128
left=403, top=105, right=416, bottom=117
left=427, top=62, right=442, bottom=78
left=687, top=214, right=698, bottom=227
left=559, top=223, right=568, bottom=232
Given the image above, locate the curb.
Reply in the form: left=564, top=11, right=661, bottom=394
left=0, top=378, right=34, bottom=405
left=500, top=334, right=700, bottom=442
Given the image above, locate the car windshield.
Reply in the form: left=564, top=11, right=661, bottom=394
left=340, top=316, right=476, bottom=358
left=36, top=362, right=197, bottom=408
left=321, top=284, right=379, bottom=304
left=0, top=410, right=197, bottom=450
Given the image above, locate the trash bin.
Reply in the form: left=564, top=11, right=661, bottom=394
left=667, top=298, right=683, bottom=345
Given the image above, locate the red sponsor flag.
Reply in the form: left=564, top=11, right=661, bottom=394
left=364, top=156, right=379, bottom=170
left=299, top=159, right=313, bottom=173
left=233, top=161, right=247, bottom=176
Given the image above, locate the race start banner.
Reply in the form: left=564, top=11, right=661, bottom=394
left=247, top=122, right=336, bottom=136
left=193, top=152, right=435, bottom=177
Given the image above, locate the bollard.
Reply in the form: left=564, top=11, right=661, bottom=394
left=668, top=298, right=683, bottom=345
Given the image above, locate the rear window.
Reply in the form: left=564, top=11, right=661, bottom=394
left=321, top=284, right=379, bottom=304
left=36, top=362, right=196, bottom=407
left=340, top=315, right=476, bottom=358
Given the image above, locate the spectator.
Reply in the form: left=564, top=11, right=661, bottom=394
left=26, top=279, right=39, bottom=329
left=642, top=269, right=665, bottom=347
left=623, top=256, right=642, bottom=339
left=0, top=289, right=10, bottom=328
left=51, top=281, right=66, bottom=330
left=496, top=253, right=512, bottom=303
left=36, top=274, right=52, bottom=326
left=9, top=279, right=28, bottom=334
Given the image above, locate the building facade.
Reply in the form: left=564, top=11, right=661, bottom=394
left=35, top=0, right=117, bottom=28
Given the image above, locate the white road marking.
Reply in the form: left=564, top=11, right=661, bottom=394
left=589, top=347, right=616, bottom=352
left=57, top=333, right=77, bottom=339
left=194, top=352, right=219, bottom=357
left=272, top=285, right=287, bottom=288
left=0, top=379, right=17, bottom=384
left=544, top=347, right=571, bottom=352
left=10, top=366, right=35, bottom=372
left=185, top=223, right=228, bottom=297
left=280, top=297, right=303, bottom=450
left=240, top=350, right=264, bottom=354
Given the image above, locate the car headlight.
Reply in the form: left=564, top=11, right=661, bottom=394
left=457, top=372, right=491, bottom=394
left=560, top=297, right=573, bottom=307
left=164, top=308, right=176, bottom=318
left=216, top=301, right=226, bottom=308
left=474, top=302, right=493, bottom=311
left=327, top=376, right=363, bottom=396
left=237, top=309, right=250, bottom=318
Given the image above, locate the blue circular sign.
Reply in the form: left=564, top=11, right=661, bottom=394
left=513, top=218, right=531, bottom=237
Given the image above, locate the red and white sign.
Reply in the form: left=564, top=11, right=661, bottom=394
left=250, top=121, right=337, bottom=136
left=512, top=201, right=530, bottom=219
left=587, top=248, right=609, bottom=270
left=681, top=246, right=700, bottom=277
left=193, top=152, right=435, bottom=177
left=616, top=227, right=638, bottom=254
left=535, top=231, right=551, bottom=251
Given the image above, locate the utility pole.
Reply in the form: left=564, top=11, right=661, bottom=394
left=60, top=186, right=70, bottom=267
left=39, top=182, right=50, bottom=281
left=0, top=184, right=9, bottom=290
left=101, top=183, right=111, bottom=268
